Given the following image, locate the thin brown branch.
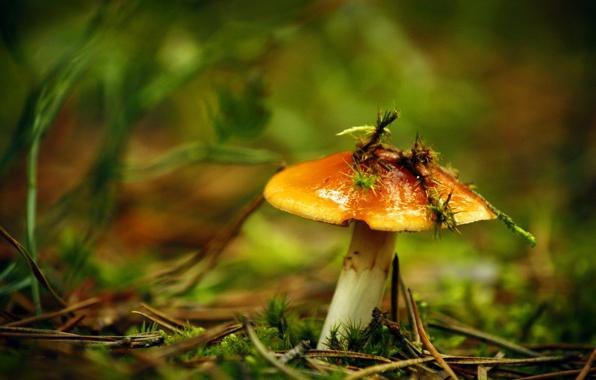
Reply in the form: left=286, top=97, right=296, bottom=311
left=159, top=192, right=265, bottom=295
left=428, top=320, right=542, bottom=357
left=526, top=343, right=595, bottom=351
left=400, top=275, right=419, bottom=344
left=0, top=326, right=77, bottom=335
left=576, top=348, right=596, bottom=380
left=304, top=349, right=392, bottom=363
left=445, top=355, right=567, bottom=366
left=0, top=224, right=66, bottom=307
left=140, top=303, right=187, bottom=329
left=409, top=289, right=458, bottom=380
left=131, top=311, right=183, bottom=334
left=516, top=367, right=596, bottom=380
left=345, top=357, right=435, bottom=380
left=58, top=314, right=86, bottom=332
left=4, top=297, right=100, bottom=327
left=0, top=330, right=161, bottom=344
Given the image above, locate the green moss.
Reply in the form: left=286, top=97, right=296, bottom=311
left=350, top=165, right=379, bottom=191
left=426, top=190, right=458, bottom=235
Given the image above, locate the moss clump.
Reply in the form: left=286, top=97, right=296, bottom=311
left=427, top=190, right=458, bottom=235
left=351, top=167, right=379, bottom=191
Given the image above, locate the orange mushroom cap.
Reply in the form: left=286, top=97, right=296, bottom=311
left=264, top=151, right=496, bottom=232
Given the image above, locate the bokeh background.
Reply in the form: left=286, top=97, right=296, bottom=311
left=0, top=0, right=594, bottom=350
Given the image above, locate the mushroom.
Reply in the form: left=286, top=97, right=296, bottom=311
left=264, top=111, right=534, bottom=349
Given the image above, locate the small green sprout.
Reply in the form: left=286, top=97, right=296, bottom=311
left=350, top=165, right=379, bottom=191
left=426, top=190, right=458, bottom=235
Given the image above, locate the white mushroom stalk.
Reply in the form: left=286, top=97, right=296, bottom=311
left=317, top=221, right=396, bottom=349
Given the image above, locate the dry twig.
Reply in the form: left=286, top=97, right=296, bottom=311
left=516, top=367, right=596, bottom=380
left=576, top=348, right=596, bottom=380
left=304, top=349, right=392, bottom=363
left=131, top=311, right=183, bottom=334
left=428, top=320, right=542, bottom=357
left=409, top=289, right=458, bottom=380
left=4, top=297, right=99, bottom=327
left=345, top=357, right=436, bottom=380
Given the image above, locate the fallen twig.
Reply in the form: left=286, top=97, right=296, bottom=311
left=131, top=311, right=183, bottom=334
left=141, top=303, right=187, bottom=329
left=0, top=326, right=77, bottom=335
left=0, top=328, right=162, bottom=345
left=410, top=289, right=458, bottom=380
left=58, top=314, right=86, bottom=332
left=345, top=357, right=435, bottom=380
left=304, top=349, right=392, bottom=363
left=516, top=367, right=596, bottom=380
left=159, top=193, right=265, bottom=295
left=444, top=355, right=567, bottom=366
left=525, top=343, right=594, bottom=351
left=576, top=348, right=596, bottom=380
left=400, top=275, right=419, bottom=344
left=4, top=297, right=100, bottom=327
left=428, top=320, right=542, bottom=357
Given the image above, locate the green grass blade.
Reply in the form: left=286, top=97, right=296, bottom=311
left=0, top=277, right=32, bottom=297
left=122, top=143, right=281, bottom=181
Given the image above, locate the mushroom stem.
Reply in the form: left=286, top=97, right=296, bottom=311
left=318, top=221, right=396, bottom=349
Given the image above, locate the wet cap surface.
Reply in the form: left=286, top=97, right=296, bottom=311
left=264, top=151, right=495, bottom=231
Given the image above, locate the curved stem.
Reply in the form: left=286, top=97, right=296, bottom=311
left=317, top=222, right=396, bottom=349
left=26, top=137, right=41, bottom=314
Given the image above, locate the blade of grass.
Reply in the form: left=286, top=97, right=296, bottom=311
left=0, top=225, right=66, bottom=307
left=0, top=261, right=16, bottom=282
left=0, top=277, right=31, bottom=297
left=10, top=1, right=131, bottom=314
left=26, top=132, right=41, bottom=313
left=123, top=143, right=281, bottom=181
left=0, top=1, right=140, bottom=177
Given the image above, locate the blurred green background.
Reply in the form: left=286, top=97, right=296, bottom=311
left=0, top=0, right=594, bottom=346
